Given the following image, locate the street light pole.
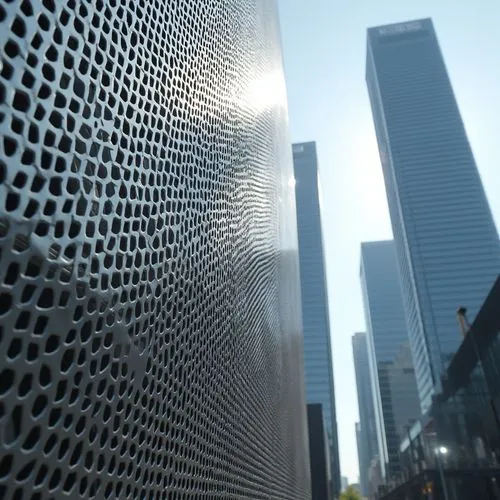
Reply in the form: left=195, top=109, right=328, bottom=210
left=435, top=447, right=450, bottom=500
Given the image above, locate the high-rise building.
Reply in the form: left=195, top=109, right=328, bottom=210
left=368, top=455, right=384, bottom=500
left=293, top=141, right=341, bottom=496
left=0, top=2, right=311, bottom=498
left=355, top=423, right=366, bottom=495
left=360, top=241, right=420, bottom=480
left=387, top=343, right=421, bottom=441
left=341, top=475, right=349, bottom=492
left=366, top=18, right=500, bottom=413
left=352, top=332, right=379, bottom=496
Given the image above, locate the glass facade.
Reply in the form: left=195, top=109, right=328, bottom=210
left=435, top=276, right=500, bottom=468
left=352, top=332, right=379, bottom=496
left=398, top=277, right=500, bottom=500
left=293, top=142, right=340, bottom=497
left=366, top=18, right=500, bottom=413
left=360, top=240, right=420, bottom=480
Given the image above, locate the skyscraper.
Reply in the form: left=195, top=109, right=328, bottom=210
left=355, top=423, right=363, bottom=487
left=0, top=2, right=311, bottom=498
left=341, top=475, right=349, bottom=492
left=366, top=18, right=500, bottom=413
left=352, top=332, right=379, bottom=496
left=360, top=241, right=420, bottom=480
left=293, top=141, right=340, bottom=497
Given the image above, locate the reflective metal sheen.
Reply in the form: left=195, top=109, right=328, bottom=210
left=0, top=0, right=310, bottom=498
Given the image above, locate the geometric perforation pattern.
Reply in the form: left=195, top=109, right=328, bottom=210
left=0, top=0, right=310, bottom=498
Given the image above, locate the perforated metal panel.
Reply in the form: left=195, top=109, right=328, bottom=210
left=0, top=0, right=311, bottom=498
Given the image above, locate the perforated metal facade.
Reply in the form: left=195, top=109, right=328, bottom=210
left=0, top=1, right=311, bottom=498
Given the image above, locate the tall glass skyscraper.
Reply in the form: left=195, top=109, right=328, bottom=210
left=366, top=18, right=500, bottom=413
left=360, top=241, right=420, bottom=480
left=293, top=142, right=340, bottom=497
left=352, top=332, right=378, bottom=497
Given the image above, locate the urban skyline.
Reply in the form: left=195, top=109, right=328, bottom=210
left=279, top=0, right=500, bottom=482
left=0, top=0, right=499, bottom=495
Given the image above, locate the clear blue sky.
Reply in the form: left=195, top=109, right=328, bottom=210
left=278, top=0, right=500, bottom=483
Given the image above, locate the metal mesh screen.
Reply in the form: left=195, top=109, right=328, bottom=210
left=0, top=0, right=310, bottom=498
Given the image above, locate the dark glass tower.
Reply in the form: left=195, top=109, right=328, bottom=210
left=307, top=404, right=333, bottom=500
left=0, top=1, right=311, bottom=498
left=293, top=142, right=340, bottom=497
left=352, top=332, right=378, bottom=497
left=360, top=241, right=420, bottom=481
left=366, top=19, right=500, bottom=413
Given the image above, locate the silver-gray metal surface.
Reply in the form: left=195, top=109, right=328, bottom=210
left=0, top=0, right=310, bottom=498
